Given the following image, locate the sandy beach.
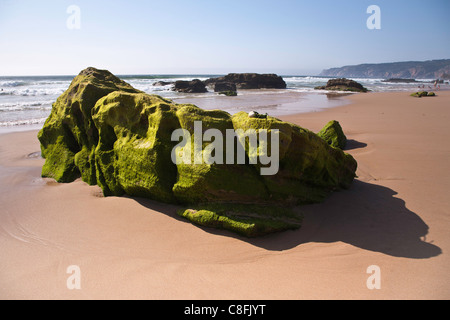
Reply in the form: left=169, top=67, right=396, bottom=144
left=0, top=91, right=449, bottom=300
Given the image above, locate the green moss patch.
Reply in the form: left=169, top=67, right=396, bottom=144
left=317, top=120, right=347, bottom=150
left=411, top=91, right=436, bottom=97
left=178, top=204, right=302, bottom=237
left=218, top=91, right=238, bottom=96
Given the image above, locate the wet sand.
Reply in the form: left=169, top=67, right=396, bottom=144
left=0, top=91, right=449, bottom=300
left=172, top=90, right=352, bottom=116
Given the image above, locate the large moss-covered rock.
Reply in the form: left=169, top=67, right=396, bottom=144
left=39, top=67, right=358, bottom=237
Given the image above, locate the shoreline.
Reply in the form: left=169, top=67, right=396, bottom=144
left=0, top=89, right=354, bottom=135
left=1, top=91, right=449, bottom=299
left=0, top=123, right=44, bottom=135
left=4, top=86, right=447, bottom=135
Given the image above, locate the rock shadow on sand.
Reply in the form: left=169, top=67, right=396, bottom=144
left=249, top=180, right=442, bottom=259
left=135, top=180, right=441, bottom=259
left=345, top=139, right=368, bottom=151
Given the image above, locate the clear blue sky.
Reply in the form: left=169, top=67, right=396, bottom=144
left=0, top=0, right=449, bottom=76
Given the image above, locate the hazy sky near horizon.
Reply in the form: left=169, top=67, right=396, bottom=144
left=0, top=0, right=449, bottom=76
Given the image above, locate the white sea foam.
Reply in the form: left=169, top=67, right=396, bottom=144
left=0, top=88, right=65, bottom=97
left=0, top=117, right=48, bottom=127
left=0, top=80, right=27, bottom=87
left=0, top=100, right=54, bottom=112
left=285, top=76, right=332, bottom=83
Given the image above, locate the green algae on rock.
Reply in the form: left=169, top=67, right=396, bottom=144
left=92, top=92, right=181, bottom=203
left=38, top=67, right=141, bottom=183
left=178, top=204, right=302, bottom=238
left=410, top=91, right=436, bottom=97
left=318, top=120, right=348, bottom=150
left=218, top=90, right=238, bottom=96
left=38, top=67, right=358, bottom=237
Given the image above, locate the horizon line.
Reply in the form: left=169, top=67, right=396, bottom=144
left=2, top=58, right=448, bottom=78
left=0, top=72, right=324, bottom=78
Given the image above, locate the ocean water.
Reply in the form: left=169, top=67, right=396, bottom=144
left=0, top=74, right=439, bottom=130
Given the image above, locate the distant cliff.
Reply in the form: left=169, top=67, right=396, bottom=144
left=320, top=59, right=450, bottom=79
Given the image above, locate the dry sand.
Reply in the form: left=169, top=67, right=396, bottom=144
left=0, top=91, right=449, bottom=300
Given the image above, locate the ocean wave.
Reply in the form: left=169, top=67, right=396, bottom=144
left=289, top=87, right=335, bottom=93
left=0, top=100, right=54, bottom=112
left=0, top=80, right=28, bottom=87
left=30, top=80, right=72, bottom=86
left=349, top=78, right=384, bottom=83
left=0, top=88, right=65, bottom=97
left=285, top=76, right=331, bottom=82
left=0, top=117, right=47, bottom=127
left=131, top=85, right=173, bottom=94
